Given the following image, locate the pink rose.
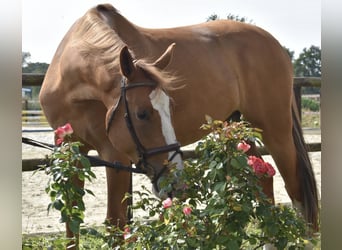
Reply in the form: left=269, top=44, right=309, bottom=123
left=237, top=141, right=251, bottom=153
left=183, top=206, right=192, bottom=216
left=248, top=156, right=267, bottom=176
left=62, top=123, right=73, bottom=135
left=54, top=123, right=73, bottom=145
left=56, top=138, right=64, bottom=146
left=162, top=197, right=172, bottom=209
left=123, top=227, right=131, bottom=240
left=247, top=156, right=276, bottom=177
left=123, top=227, right=137, bottom=242
left=55, top=127, right=67, bottom=140
left=247, top=156, right=258, bottom=166
left=264, top=162, right=276, bottom=177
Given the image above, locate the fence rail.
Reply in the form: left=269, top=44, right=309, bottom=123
left=22, top=73, right=321, bottom=122
left=22, top=110, right=49, bottom=126
left=22, top=73, right=322, bottom=87
left=22, top=73, right=45, bottom=86
left=22, top=74, right=321, bottom=171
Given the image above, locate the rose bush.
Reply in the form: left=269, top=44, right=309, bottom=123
left=39, top=123, right=96, bottom=249
left=112, top=118, right=316, bottom=249
left=40, top=120, right=318, bottom=249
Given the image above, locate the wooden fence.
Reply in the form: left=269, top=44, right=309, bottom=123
left=22, top=110, right=49, bottom=127
left=22, top=73, right=321, bottom=171
left=22, top=73, right=321, bottom=123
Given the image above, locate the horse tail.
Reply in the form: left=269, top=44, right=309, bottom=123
left=291, top=98, right=319, bottom=230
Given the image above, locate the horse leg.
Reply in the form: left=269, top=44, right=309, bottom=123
left=253, top=124, right=301, bottom=250
left=228, top=112, right=275, bottom=204
left=262, top=117, right=318, bottom=231
left=105, top=168, right=131, bottom=228
left=98, top=148, right=132, bottom=228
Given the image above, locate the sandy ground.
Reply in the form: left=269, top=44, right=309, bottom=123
left=22, top=128, right=321, bottom=235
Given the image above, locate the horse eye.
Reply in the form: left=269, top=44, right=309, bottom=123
left=136, top=110, right=150, bottom=121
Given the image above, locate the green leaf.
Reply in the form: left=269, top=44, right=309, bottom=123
left=60, top=209, right=68, bottom=223
left=88, top=170, right=96, bottom=179
left=53, top=200, right=64, bottom=211
left=85, top=189, right=95, bottom=196
left=80, top=156, right=91, bottom=168
left=68, top=220, right=81, bottom=234
left=49, top=190, right=57, bottom=201
left=209, top=160, right=217, bottom=169
left=213, top=181, right=226, bottom=193
left=47, top=203, right=52, bottom=214
left=53, top=172, right=62, bottom=182
left=227, top=240, right=240, bottom=250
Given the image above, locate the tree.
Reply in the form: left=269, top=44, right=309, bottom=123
left=283, top=46, right=295, bottom=63
left=226, top=13, right=253, bottom=23
left=293, top=46, right=321, bottom=94
left=207, top=13, right=253, bottom=23
left=22, top=52, right=50, bottom=101
left=293, top=45, right=321, bottom=77
left=206, top=14, right=219, bottom=21
left=22, top=52, right=31, bottom=67
left=22, top=62, right=49, bottom=74
left=22, top=51, right=49, bottom=73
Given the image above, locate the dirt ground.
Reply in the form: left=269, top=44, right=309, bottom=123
left=22, top=128, right=321, bottom=235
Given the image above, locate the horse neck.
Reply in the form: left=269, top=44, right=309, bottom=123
left=97, top=5, right=148, bottom=53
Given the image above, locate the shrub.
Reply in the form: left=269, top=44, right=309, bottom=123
left=39, top=123, right=96, bottom=249
left=302, top=97, right=320, bottom=112
left=39, top=120, right=318, bottom=249
left=113, top=117, right=316, bottom=249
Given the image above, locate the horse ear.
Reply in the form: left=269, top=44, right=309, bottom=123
left=120, top=46, right=136, bottom=79
left=153, top=43, right=176, bottom=70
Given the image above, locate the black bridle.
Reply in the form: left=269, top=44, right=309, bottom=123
left=106, top=78, right=182, bottom=182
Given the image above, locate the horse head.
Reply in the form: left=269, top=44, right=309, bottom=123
left=105, top=43, right=183, bottom=198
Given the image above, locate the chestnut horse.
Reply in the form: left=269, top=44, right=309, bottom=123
left=39, top=4, right=319, bottom=238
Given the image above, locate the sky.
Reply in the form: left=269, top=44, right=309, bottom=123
left=22, top=0, right=321, bottom=64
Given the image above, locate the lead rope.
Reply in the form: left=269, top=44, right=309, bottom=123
left=22, top=137, right=146, bottom=174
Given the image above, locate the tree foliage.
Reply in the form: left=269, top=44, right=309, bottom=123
left=207, top=13, right=253, bottom=23
left=22, top=52, right=50, bottom=101
left=22, top=52, right=31, bottom=67
left=283, top=46, right=295, bottom=62
left=293, top=45, right=321, bottom=77
left=293, top=45, right=321, bottom=94
left=22, top=62, right=49, bottom=74
left=22, top=51, right=49, bottom=73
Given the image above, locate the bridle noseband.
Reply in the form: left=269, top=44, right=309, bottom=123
left=106, top=78, right=182, bottom=182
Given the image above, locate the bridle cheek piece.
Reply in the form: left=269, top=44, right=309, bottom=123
left=106, top=78, right=183, bottom=182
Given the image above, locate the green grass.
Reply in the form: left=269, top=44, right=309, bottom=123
left=22, top=225, right=321, bottom=249
left=22, top=227, right=111, bottom=250
left=302, top=109, right=320, bottom=128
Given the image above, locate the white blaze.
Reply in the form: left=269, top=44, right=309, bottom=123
left=149, top=89, right=183, bottom=169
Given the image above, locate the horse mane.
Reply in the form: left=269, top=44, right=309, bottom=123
left=134, top=59, right=180, bottom=92
left=71, top=5, right=180, bottom=91
left=71, top=6, right=126, bottom=72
